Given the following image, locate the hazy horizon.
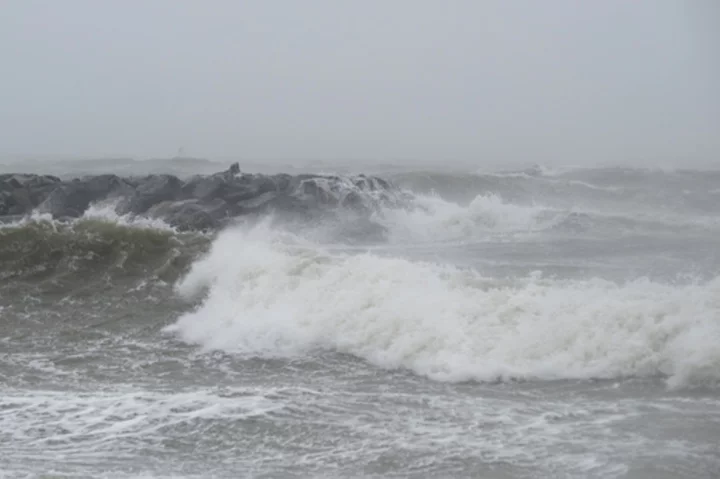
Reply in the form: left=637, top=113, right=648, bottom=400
left=1, top=1, right=718, bottom=168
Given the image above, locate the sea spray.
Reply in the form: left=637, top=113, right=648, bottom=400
left=378, top=192, right=558, bottom=242
left=167, top=222, right=720, bottom=389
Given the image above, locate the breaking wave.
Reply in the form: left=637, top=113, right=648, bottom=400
left=5, top=166, right=720, bottom=389
left=378, top=193, right=559, bottom=243
left=167, top=222, right=720, bottom=389
left=3, top=183, right=713, bottom=288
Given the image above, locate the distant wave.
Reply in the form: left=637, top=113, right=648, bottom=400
left=377, top=193, right=560, bottom=243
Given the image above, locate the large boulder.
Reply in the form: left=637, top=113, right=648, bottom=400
left=37, top=174, right=133, bottom=218
left=281, top=174, right=401, bottom=213
left=182, top=174, right=228, bottom=201
left=0, top=173, right=61, bottom=190
left=146, top=198, right=234, bottom=231
left=340, top=190, right=369, bottom=213
left=0, top=188, right=32, bottom=216
left=0, top=174, right=62, bottom=216
left=116, top=174, right=186, bottom=215
left=223, top=174, right=278, bottom=203
left=182, top=163, right=277, bottom=204
left=299, top=177, right=340, bottom=207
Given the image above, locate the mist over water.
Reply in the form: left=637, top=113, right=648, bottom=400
left=1, top=0, right=718, bottom=166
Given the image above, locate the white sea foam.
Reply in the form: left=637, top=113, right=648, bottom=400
left=167, top=223, right=720, bottom=389
left=561, top=179, right=625, bottom=193
left=0, top=386, right=285, bottom=477
left=376, top=191, right=720, bottom=243
left=0, top=209, right=54, bottom=229
left=0, top=201, right=176, bottom=231
left=82, top=201, right=176, bottom=230
left=378, top=193, right=559, bottom=242
left=474, top=164, right=568, bottom=178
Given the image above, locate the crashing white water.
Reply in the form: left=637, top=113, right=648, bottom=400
left=379, top=192, right=559, bottom=242
left=167, top=221, right=720, bottom=389
left=0, top=200, right=177, bottom=231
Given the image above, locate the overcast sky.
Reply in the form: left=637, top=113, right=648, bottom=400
left=1, top=0, right=718, bottom=166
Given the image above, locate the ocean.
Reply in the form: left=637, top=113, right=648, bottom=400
left=1, top=161, right=719, bottom=478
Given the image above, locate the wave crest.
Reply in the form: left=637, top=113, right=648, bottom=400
left=380, top=193, right=557, bottom=242
left=166, top=224, right=720, bottom=389
left=0, top=212, right=207, bottom=284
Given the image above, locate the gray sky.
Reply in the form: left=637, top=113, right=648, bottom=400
left=1, top=0, right=718, bottom=166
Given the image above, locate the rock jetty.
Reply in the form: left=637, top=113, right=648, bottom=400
left=0, top=163, right=405, bottom=230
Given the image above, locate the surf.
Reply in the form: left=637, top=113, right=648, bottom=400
left=166, top=221, right=720, bottom=389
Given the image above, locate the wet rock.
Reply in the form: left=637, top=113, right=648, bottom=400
left=0, top=188, right=32, bottom=216
left=183, top=165, right=278, bottom=205
left=0, top=173, right=61, bottom=190
left=182, top=174, right=228, bottom=201
left=0, top=174, right=62, bottom=216
left=235, top=191, right=279, bottom=211
left=298, top=178, right=340, bottom=207
left=146, top=198, right=234, bottom=231
left=340, top=190, right=369, bottom=213
left=0, top=166, right=406, bottom=230
left=224, top=174, right=278, bottom=203
left=117, top=174, right=186, bottom=215
left=37, top=174, right=133, bottom=218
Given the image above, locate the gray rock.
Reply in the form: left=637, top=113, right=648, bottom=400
left=37, top=174, right=133, bottom=218
left=0, top=174, right=58, bottom=190
left=353, top=175, right=390, bottom=192
left=299, top=178, right=339, bottom=206
left=182, top=174, right=227, bottom=201
left=146, top=198, right=233, bottom=231
left=0, top=173, right=62, bottom=216
left=117, top=174, right=186, bottom=215
left=0, top=189, right=32, bottom=216
left=340, top=190, right=369, bottom=213
left=223, top=174, right=278, bottom=203
left=0, top=166, right=408, bottom=231
left=182, top=164, right=275, bottom=204
left=235, top=190, right=278, bottom=211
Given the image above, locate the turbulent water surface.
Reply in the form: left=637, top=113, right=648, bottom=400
left=1, top=164, right=719, bottom=478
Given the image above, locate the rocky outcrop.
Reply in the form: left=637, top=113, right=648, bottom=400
left=0, top=163, right=406, bottom=230
left=37, top=174, right=134, bottom=218
left=0, top=174, right=62, bottom=216
left=116, top=174, right=186, bottom=215
left=146, top=198, right=235, bottom=231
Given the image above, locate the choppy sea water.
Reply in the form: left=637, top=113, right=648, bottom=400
left=1, top=164, right=719, bottom=478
